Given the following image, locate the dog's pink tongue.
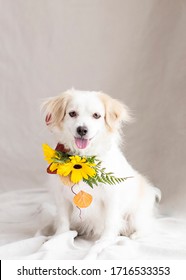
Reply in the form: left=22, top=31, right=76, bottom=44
left=75, top=138, right=89, bottom=149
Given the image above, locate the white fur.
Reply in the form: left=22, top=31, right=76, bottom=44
left=42, top=89, right=161, bottom=242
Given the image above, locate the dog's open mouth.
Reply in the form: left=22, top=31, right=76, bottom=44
left=75, top=137, right=90, bottom=149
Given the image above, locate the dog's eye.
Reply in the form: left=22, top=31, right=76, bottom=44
left=69, top=111, right=78, bottom=118
left=93, top=113, right=101, bottom=119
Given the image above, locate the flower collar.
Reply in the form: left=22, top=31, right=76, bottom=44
left=42, top=143, right=131, bottom=209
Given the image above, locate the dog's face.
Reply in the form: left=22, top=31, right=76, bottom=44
left=62, top=92, right=106, bottom=149
left=42, top=89, right=130, bottom=151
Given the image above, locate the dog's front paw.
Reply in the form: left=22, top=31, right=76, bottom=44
left=130, top=231, right=141, bottom=240
left=55, top=224, right=70, bottom=235
left=130, top=229, right=150, bottom=240
left=83, top=236, right=117, bottom=259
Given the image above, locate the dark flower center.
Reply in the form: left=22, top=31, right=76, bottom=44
left=73, top=164, right=82, bottom=169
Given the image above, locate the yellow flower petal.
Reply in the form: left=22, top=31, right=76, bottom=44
left=71, top=169, right=83, bottom=183
left=83, top=165, right=96, bottom=177
left=42, top=143, right=57, bottom=164
left=80, top=169, right=89, bottom=180
left=57, top=163, right=72, bottom=176
left=49, top=162, right=59, bottom=172
left=70, top=155, right=81, bottom=164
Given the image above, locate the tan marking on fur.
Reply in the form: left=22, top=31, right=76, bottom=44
left=59, top=175, right=74, bottom=187
left=98, top=92, right=131, bottom=132
left=41, top=92, right=72, bottom=128
left=138, top=176, right=146, bottom=199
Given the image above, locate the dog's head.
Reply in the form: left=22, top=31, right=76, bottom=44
left=42, top=89, right=131, bottom=152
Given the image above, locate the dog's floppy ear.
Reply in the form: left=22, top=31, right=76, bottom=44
left=99, top=92, right=131, bottom=131
left=41, top=92, right=71, bottom=128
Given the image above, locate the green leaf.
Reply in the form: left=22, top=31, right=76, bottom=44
left=83, top=178, right=94, bottom=188
left=89, top=177, right=98, bottom=186
left=110, top=176, right=116, bottom=184
left=52, top=158, right=69, bottom=164
left=94, top=175, right=104, bottom=183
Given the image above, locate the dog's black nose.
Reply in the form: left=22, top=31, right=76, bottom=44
left=77, top=126, right=88, bottom=137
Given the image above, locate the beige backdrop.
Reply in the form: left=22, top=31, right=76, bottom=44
left=0, top=0, right=186, bottom=219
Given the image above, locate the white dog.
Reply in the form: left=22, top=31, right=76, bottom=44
left=42, top=89, right=160, bottom=242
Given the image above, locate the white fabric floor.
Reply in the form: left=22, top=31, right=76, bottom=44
left=0, top=188, right=186, bottom=260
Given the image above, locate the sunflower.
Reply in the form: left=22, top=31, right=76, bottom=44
left=42, top=143, right=59, bottom=164
left=57, top=155, right=96, bottom=184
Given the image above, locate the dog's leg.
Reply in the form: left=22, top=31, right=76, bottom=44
left=98, top=208, right=123, bottom=250
left=52, top=183, right=72, bottom=235
left=130, top=211, right=155, bottom=239
left=84, top=194, right=123, bottom=259
left=130, top=189, right=158, bottom=239
left=54, top=198, right=71, bottom=235
left=100, top=200, right=123, bottom=241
